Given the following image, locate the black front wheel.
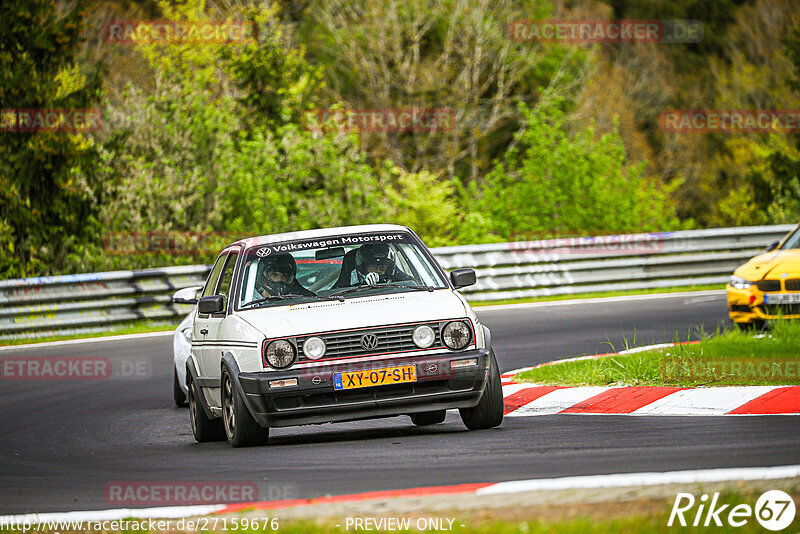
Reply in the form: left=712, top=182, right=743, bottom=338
left=459, top=350, right=504, bottom=430
left=221, top=369, right=269, bottom=447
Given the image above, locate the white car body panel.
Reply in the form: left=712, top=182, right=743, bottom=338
left=186, top=224, right=488, bottom=420
left=172, top=309, right=194, bottom=394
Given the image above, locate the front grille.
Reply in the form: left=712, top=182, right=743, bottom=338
left=763, top=304, right=800, bottom=316
left=785, top=279, right=800, bottom=291
left=295, top=322, right=444, bottom=362
left=730, top=304, right=750, bottom=313
left=757, top=280, right=781, bottom=292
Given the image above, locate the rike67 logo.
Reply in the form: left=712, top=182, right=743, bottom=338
left=668, top=490, right=796, bottom=530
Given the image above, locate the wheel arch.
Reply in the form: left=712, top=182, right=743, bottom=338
left=220, top=352, right=261, bottom=423
left=186, top=357, right=217, bottom=420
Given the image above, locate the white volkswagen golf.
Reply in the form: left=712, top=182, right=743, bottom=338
left=186, top=224, right=502, bottom=447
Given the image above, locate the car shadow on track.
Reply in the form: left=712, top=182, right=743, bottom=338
left=265, top=419, right=475, bottom=447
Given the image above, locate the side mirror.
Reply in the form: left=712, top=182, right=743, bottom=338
left=766, top=240, right=779, bottom=252
left=172, top=285, right=203, bottom=304
left=198, top=295, right=225, bottom=314
left=450, top=268, right=477, bottom=289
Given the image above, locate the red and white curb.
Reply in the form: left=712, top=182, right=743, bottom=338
left=501, top=344, right=800, bottom=416
left=3, top=465, right=799, bottom=524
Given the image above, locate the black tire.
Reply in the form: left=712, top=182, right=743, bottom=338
left=410, top=410, right=447, bottom=426
left=221, top=368, right=269, bottom=447
left=188, top=375, right=225, bottom=442
left=459, top=350, right=504, bottom=430
left=174, top=367, right=187, bottom=407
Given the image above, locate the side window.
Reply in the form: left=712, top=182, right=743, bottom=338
left=202, top=254, right=227, bottom=298
left=216, top=252, right=239, bottom=303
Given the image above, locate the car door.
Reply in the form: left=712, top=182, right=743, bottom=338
left=193, top=253, right=227, bottom=377
left=198, top=249, right=240, bottom=381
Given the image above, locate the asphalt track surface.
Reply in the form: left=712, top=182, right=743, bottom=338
left=2, top=291, right=799, bottom=514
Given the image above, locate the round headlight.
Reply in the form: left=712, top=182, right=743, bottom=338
left=412, top=325, right=435, bottom=348
left=302, top=336, right=326, bottom=360
left=265, top=340, right=296, bottom=369
left=442, top=321, right=471, bottom=350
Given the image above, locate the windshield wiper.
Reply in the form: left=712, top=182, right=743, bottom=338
left=328, top=282, right=434, bottom=299
left=393, top=283, right=436, bottom=292
left=241, top=294, right=307, bottom=308
left=242, top=293, right=344, bottom=309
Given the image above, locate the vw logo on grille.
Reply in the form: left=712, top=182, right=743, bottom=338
left=360, top=333, right=379, bottom=350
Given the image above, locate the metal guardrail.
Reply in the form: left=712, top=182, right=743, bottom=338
left=431, top=225, right=795, bottom=301
left=0, top=265, right=211, bottom=339
left=0, top=225, right=794, bottom=339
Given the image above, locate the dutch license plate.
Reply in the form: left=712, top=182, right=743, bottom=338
left=765, top=293, right=800, bottom=304
left=333, top=365, right=417, bottom=390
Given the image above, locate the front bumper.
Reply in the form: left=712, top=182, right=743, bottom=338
left=727, top=285, right=800, bottom=323
left=238, top=349, right=490, bottom=427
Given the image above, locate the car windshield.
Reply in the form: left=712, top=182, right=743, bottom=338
left=236, top=231, right=448, bottom=309
left=780, top=226, right=800, bottom=249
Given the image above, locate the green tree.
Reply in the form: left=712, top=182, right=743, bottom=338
left=385, top=168, right=458, bottom=247
left=221, top=124, right=390, bottom=236
left=222, top=2, right=324, bottom=131
left=471, top=95, right=680, bottom=241
left=0, top=0, right=103, bottom=278
left=300, top=0, right=585, bottom=182
left=95, top=0, right=389, bottom=270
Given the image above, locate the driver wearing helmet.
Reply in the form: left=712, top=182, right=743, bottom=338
left=354, top=243, right=413, bottom=285
left=255, top=254, right=314, bottom=298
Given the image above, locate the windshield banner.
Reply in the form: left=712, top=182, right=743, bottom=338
left=251, top=232, right=412, bottom=257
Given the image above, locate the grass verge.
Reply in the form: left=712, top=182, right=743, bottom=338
left=515, top=320, right=800, bottom=387
left=0, top=319, right=178, bottom=347
left=468, top=284, right=724, bottom=307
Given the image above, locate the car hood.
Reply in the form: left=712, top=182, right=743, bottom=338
left=236, top=289, right=470, bottom=339
left=735, top=249, right=800, bottom=280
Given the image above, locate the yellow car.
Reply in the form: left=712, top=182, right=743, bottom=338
left=727, top=223, right=800, bottom=329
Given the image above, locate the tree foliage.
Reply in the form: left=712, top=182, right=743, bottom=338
left=472, top=96, right=680, bottom=240
left=4, top=0, right=800, bottom=279
left=0, top=0, right=103, bottom=277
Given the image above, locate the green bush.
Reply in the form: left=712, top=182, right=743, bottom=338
left=470, top=95, right=682, bottom=241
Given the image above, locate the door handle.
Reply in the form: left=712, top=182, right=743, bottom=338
left=200, top=328, right=208, bottom=335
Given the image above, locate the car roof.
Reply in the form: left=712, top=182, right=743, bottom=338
left=228, top=224, right=412, bottom=250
